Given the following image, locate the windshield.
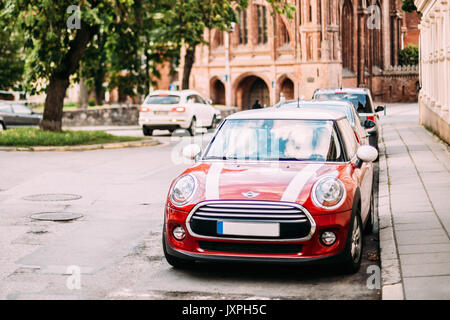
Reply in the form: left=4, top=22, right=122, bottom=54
left=314, top=93, right=373, bottom=114
left=204, top=119, right=343, bottom=162
left=281, top=103, right=355, bottom=126
left=144, top=95, right=180, bottom=105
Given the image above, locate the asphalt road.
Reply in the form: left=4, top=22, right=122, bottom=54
left=0, top=128, right=381, bottom=300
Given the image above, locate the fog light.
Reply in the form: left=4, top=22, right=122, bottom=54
left=321, top=231, right=337, bottom=246
left=172, top=226, right=186, bottom=241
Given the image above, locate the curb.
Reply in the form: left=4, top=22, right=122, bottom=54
left=378, top=126, right=405, bottom=300
left=0, top=139, right=160, bottom=152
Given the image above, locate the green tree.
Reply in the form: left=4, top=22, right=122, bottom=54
left=164, top=0, right=294, bottom=89
left=402, top=0, right=418, bottom=13
left=0, top=2, right=25, bottom=91
left=399, top=45, right=419, bottom=66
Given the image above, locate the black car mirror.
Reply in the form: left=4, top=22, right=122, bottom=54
left=376, top=106, right=385, bottom=113
left=363, top=120, right=376, bottom=129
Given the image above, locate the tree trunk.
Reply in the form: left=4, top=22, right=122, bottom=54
left=182, top=45, right=196, bottom=90
left=78, top=76, right=89, bottom=109
left=40, top=21, right=97, bottom=131
left=94, top=71, right=105, bottom=106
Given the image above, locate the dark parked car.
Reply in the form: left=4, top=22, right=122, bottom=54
left=313, top=88, right=384, bottom=150
left=0, top=103, right=42, bottom=131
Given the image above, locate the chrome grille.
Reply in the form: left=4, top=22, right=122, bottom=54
left=187, top=201, right=315, bottom=241
left=191, top=201, right=308, bottom=222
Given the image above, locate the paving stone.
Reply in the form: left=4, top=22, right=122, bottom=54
left=403, top=276, right=450, bottom=300
left=398, top=243, right=450, bottom=255
left=400, top=252, right=450, bottom=265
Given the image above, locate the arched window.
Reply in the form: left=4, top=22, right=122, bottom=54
left=212, top=29, right=224, bottom=48
left=279, top=20, right=290, bottom=45
left=256, top=5, right=268, bottom=44
left=341, top=0, right=354, bottom=72
left=238, top=10, right=248, bottom=45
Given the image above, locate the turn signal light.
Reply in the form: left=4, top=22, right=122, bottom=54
left=140, top=106, right=150, bottom=113
left=171, top=107, right=186, bottom=113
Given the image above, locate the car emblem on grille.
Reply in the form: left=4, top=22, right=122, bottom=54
left=242, top=191, right=260, bottom=199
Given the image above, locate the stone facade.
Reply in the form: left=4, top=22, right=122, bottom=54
left=184, top=0, right=420, bottom=110
left=415, top=0, right=450, bottom=144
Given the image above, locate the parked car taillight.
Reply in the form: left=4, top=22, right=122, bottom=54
left=354, top=131, right=361, bottom=144
left=366, top=115, right=376, bottom=127
left=171, top=107, right=186, bottom=113
left=140, top=106, right=150, bottom=113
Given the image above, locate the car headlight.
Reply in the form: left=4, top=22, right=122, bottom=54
left=312, top=176, right=346, bottom=210
left=170, top=174, right=197, bottom=205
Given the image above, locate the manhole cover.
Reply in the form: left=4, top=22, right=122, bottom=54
left=23, top=194, right=82, bottom=202
left=30, top=212, right=83, bottom=222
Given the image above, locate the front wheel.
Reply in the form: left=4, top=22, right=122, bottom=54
left=0, top=122, right=5, bottom=131
left=340, top=213, right=363, bottom=274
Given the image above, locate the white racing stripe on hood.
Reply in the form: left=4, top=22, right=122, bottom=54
left=281, top=163, right=323, bottom=202
left=205, top=162, right=224, bottom=200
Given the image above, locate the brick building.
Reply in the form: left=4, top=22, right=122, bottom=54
left=183, top=0, right=421, bottom=109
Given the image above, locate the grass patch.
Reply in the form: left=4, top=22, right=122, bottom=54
left=0, top=128, right=142, bottom=147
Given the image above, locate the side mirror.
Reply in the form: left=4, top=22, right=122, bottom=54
left=363, top=120, right=376, bottom=129
left=182, top=144, right=202, bottom=161
left=376, top=106, right=384, bottom=113
left=356, top=145, right=378, bottom=164
left=206, top=99, right=213, bottom=105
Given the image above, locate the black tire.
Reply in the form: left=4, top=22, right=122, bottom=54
left=142, top=126, right=153, bottom=136
left=188, top=118, right=197, bottom=136
left=162, top=230, right=195, bottom=269
left=364, top=194, right=374, bottom=235
left=0, top=121, right=5, bottom=131
left=340, top=208, right=363, bottom=274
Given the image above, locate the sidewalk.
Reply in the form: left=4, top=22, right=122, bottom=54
left=379, top=103, right=450, bottom=300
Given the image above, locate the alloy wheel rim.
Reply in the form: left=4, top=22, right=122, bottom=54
left=351, top=216, right=362, bottom=263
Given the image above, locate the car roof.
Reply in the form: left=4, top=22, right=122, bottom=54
left=314, top=88, right=370, bottom=94
left=226, top=107, right=347, bottom=121
left=148, top=90, right=201, bottom=97
left=281, top=100, right=354, bottom=109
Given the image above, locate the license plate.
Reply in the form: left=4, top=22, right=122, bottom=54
left=217, top=221, right=280, bottom=237
left=154, top=111, right=169, bottom=115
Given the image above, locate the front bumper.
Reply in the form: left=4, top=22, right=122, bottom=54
left=164, top=205, right=352, bottom=264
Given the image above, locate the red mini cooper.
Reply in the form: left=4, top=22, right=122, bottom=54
left=163, top=108, right=378, bottom=273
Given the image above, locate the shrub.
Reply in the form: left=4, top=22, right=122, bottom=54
left=399, top=45, right=419, bottom=66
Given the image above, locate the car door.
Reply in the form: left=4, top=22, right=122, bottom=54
left=338, top=119, right=373, bottom=221
left=195, top=95, right=214, bottom=127
left=11, top=104, right=38, bottom=126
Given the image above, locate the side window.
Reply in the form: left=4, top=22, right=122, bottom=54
left=12, top=104, right=32, bottom=115
left=366, top=94, right=375, bottom=113
left=186, top=95, right=195, bottom=104
left=0, top=105, right=13, bottom=113
left=195, top=95, right=206, bottom=104
left=327, top=128, right=345, bottom=162
left=337, top=119, right=358, bottom=159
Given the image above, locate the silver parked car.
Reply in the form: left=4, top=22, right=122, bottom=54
left=0, top=103, right=42, bottom=131
left=277, top=100, right=371, bottom=146
left=312, top=88, right=385, bottom=150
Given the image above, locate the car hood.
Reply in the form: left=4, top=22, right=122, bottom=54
left=182, top=161, right=349, bottom=207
